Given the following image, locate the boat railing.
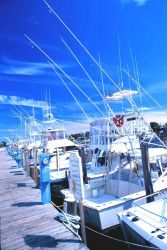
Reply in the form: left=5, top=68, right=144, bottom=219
left=132, top=189, right=167, bottom=222
left=133, top=189, right=167, bottom=206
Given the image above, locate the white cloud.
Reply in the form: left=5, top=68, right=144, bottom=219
left=126, top=106, right=152, bottom=112
left=0, top=95, right=45, bottom=108
left=0, top=57, right=75, bottom=76
left=143, top=110, right=167, bottom=124
left=147, top=81, right=167, bottom=95
left=58, top=119, right=90, bottom=134
left=0, top=58, right=51, bottom=76
left=3, top=66, right=45, bottom=76
left=121, top=0, right=148, bottom=6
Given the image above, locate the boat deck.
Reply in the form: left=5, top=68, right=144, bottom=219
left=0, top=150, right=88, bottom=250
left=119, top=198, right=167, bottom=249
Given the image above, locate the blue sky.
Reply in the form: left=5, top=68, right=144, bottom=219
left=0, top=0, right=167, bottom=141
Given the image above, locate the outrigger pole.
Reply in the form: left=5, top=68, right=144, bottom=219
left=48, top=62, right=91, bottom=122
left=61, top=37, right=110, bottom=114
left=24, top=35, right=106, bottom=118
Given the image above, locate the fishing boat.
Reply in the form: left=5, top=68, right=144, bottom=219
left=118, top=191, right=167, bottom=250
left=62, top=102, right=167, bottom=230
left=24, top=36, right=167, bottom=230
left=41, top=103, right=79, bottom=183
left=13, top=103, right=79, bottom=186
left=42, top=127, right=78, bottom=183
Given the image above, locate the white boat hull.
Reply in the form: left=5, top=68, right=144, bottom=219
left=84, top=199, right=134, bottom=230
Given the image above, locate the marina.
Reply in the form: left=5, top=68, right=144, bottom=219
left=1, top=1, right=167, bottom=250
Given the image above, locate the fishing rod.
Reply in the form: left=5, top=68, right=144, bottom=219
left=98, top=53, right=109, bottom=114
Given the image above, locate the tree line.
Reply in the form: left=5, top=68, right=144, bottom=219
left=150, top=122, right=167, bottom=137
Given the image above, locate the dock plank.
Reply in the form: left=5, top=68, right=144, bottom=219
left=0, top=151, right=88, bottom=250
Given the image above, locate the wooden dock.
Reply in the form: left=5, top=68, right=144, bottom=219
left=0, top=150, right=88, bottom=250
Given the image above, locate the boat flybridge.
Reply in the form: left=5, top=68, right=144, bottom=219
left=26, top=109, right=79, bottom=184
left=41, top=124, right=79, bottom=184
left=62, top=90, right=167, bottom=230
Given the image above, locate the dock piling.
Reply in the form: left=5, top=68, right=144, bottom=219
left=17, top=149, right=23, bottom=168
left=140, top=140, right=154, bottom=203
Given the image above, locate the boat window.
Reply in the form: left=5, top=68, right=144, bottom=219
left=127, top=117, right=136, bottom=121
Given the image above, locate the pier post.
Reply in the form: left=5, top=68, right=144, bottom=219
left=12, top=146, right=15, bottom=160
left=34, top=148, right=39, bottom=187
left=79, top=201, right=87, bottom=245
left=17, top=149, right=23, bottom=168
left=23, top=148, right=27, bottom=170
left=39, top=153, right=51, bottom=204
left=6, top=145, right=9, bottom=155
left=25, top=149, right=30, bottom=175
left=7, top=145, right=9, bottom=155
left=140, top=140, right=154, bottom=203
left=79, top=147, right=88, bottom=184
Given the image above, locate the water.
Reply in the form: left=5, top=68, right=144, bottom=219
left=83, top=226, right=128, bottom=250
